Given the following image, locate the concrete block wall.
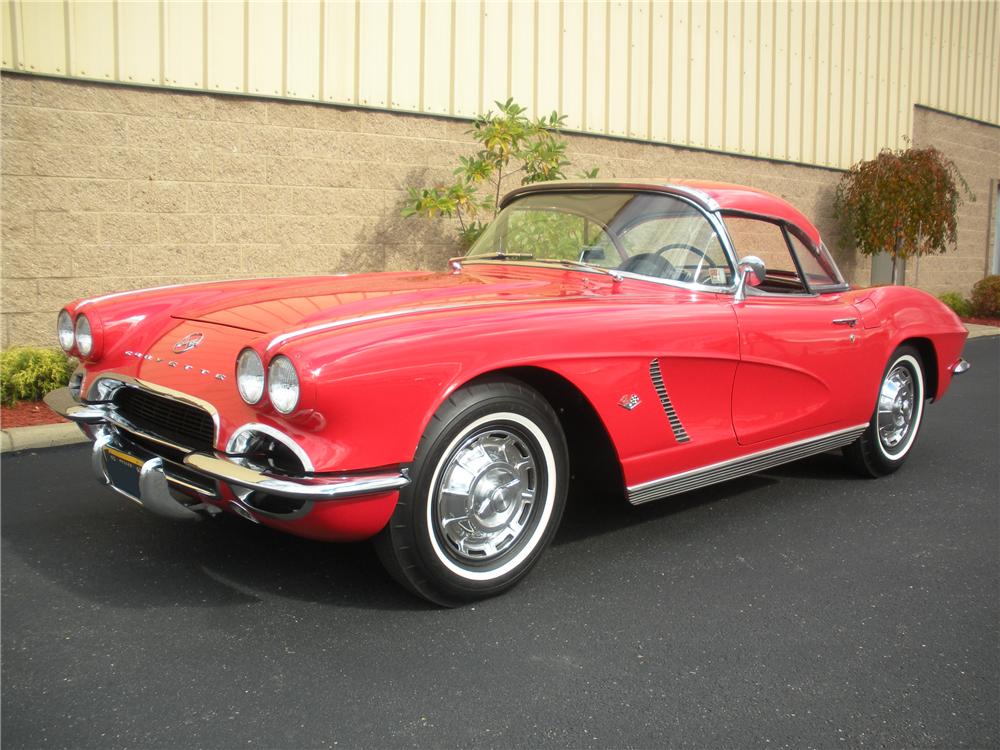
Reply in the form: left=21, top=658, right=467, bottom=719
left=16, top=72, right=992, bottom=348
left=910, top=106, right=1000, bottom=297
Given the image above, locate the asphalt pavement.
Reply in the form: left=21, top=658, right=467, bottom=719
left=2, top=337, right=997, bottom=749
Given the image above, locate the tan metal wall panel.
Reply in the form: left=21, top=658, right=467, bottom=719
left=648, top=0, right=668, bottom=144
left=451, top=0, right=479, bottom=118
left=481, top=0, right=508, bottom=114
left=508, top=0, right=533, bottom=120
left=536, top=0, right=559, bottom=123
left=688, top=1, right=708, bottom=150
left=286, top=0, right=321, bottom=100
left=423, top=0, right=453, bottom=116
left=560, top=0, right=585, bottom=131
left=17, top=0, right=66, bottom=76
left=3, top=0, right=998, bottom=170
left=67, top=0, right=114, bottom=81
left=164, top=0, right=203, bottom=89
left=389, top=0, right=417, bottom=111
left=116, top=0, right=159, bottom=86
left=2, top=1, right=15, bottom=71
left=206, top=1, right=244, bottom=94
left=706, top=0, right=724, bottom=152
left=583, top=0, right=604, bottom=133
left=324, top=0, right=356, bottom=105
left=247, top=0, right=282, bottom=97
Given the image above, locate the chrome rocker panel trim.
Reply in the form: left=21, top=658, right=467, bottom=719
left=45, top=387, right=411, bottom=503
left=627, top=423, right=869, bottom=505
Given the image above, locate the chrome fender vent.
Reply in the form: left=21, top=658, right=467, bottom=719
left=649, top=358, right=690, bottom=443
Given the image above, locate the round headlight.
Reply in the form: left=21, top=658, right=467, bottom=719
left=268, top=355, right=300, bottom=414
left=236, top=349, right=265, bottom=404
left=57, top=310, right=74, bottom=351
left=75, top=314, right=93, bottom=357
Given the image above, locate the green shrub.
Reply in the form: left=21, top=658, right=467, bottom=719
left=937, top=291, right=973, bottom=318
left=970, top=275, right=1000, bottom=318
left=0, top=347, right=76, bottom=406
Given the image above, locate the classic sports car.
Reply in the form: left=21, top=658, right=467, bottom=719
left=46, top=180, right=970, bottom=605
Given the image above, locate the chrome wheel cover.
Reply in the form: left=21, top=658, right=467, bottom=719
left=434, top=428, right=538, bottom=561
left=877, top=363, right=916, bottom=453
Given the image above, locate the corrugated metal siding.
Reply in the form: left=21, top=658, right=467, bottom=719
left=2, top=0, right=998, bottom=169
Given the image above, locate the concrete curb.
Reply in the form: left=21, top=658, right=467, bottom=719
left=1, top=324, right=995, bottom=454
left=0, top=422, right=88, bottom=454
left=964, top=323, right=1000, bottom=339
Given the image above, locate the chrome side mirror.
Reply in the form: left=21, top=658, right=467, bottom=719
left=734, top=256, right=766, bottom=302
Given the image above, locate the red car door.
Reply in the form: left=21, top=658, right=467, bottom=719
left=730, top=292, right=870, bottom=445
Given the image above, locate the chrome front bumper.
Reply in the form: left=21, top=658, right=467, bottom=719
left=45, top=387, right=410, bottom=520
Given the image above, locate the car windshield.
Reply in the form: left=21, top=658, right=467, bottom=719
left=465, top=191, right=735, bottom=288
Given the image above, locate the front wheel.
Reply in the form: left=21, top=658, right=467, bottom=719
left=844, top=345, right=926, bottom=477
left=375, top=377, right=568, bottom=606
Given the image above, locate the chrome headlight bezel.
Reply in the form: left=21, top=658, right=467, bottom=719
left=267, top=355, right=300, bottom=415
left=236, top=348, right=266, bottom=405
left=74, top=314, right=93, bottom=357
left=57, top=309, right=75, bottom=352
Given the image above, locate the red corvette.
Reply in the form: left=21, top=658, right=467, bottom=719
left=46, top=180, right=969, bottom=605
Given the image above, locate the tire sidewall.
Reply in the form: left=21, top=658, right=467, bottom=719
left=873, top=351, right=925, bottom=464
left=398, top=382, right=568, bottom=601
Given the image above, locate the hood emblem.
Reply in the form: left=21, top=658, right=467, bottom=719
left=173, top=332, right=204, bottom=354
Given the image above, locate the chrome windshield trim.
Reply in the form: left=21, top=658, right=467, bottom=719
left=500, top=180, right=724, bottom=211
left=461, top=259, right=737, bottom=296
left=482, top=187, right=741, bottom=294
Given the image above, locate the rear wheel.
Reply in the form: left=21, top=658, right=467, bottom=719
left=375, top=377, right=568, bottom=606
left=844, top=345, right=926, bottom=477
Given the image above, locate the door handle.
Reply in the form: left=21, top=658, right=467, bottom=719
left=832, top=318, right=857, bottom=327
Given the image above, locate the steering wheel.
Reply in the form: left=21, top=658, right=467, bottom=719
left=618, top=252, right=678, bottom=279
left=654, top=243, right=718, bottom=283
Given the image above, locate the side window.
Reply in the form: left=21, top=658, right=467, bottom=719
left=722, top=215, right=806, bottom=293
left=787, top=233, right=841, bottom=288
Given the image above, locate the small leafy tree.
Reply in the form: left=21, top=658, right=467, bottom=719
left=834, top=146, right=973, bottom=284
left=402, top=98, right=598, bottom=249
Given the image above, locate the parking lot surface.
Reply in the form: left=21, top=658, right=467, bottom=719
left=2, top=337, right=997, bottom=749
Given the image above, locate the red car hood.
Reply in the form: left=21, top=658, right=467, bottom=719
left=172, top=267, right=617, bottom=335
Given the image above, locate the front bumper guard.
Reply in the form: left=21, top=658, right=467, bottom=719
left=951, top=357, right=971, bottom=376
left=45, top=387, right=410, bottom=519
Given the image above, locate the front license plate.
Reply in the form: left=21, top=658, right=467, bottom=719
left=104, top=446, right=144, bottom=501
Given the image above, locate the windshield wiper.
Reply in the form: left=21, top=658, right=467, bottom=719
left=531, top=258, right=624, bottom=282
left=452, top=251, right=535, bottom=262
